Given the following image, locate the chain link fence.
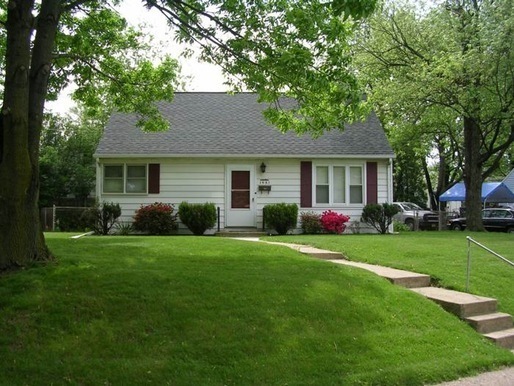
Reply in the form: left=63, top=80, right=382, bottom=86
left=40, top=206, right=93, bottom=231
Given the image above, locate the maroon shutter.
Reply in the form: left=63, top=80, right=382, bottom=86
left=300, top=161, right=312, bottom=208
left=366, top=162, right=378, bottom=204
left=148, top=164, right=160, bottom=194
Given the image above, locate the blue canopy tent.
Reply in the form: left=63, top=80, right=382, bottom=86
left=439, top=182, right=514, bottom=204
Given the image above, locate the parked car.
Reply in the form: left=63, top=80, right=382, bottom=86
left=448, top=208, right=514, bottom=233
left=392, top=202, right=439, bottom=230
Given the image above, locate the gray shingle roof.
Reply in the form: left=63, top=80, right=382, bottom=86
left=95, top=92, right=394, bottom=158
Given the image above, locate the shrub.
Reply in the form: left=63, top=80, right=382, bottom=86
left=264, top=203, right=298, bottom=235
left=133, top=202, right=178, bottom=235
left=300, top=211, right=322, bottom=234
left=393, top=220, right=411, bottom=232
left=178, top=202, right=217, bottom=235
left=81, top=202, right=122, bottom=235
left=348, top=220, right=362, bottom=234
left=361, top=203, right=399, bottom=234
left=115, top=222, right=134, bottom=236
left=56, top=208, right=92, bottom=231
left=320, top=210, right=350, bottom=234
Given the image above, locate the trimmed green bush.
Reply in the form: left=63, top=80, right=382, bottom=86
left=264, top=203, right=298, bottom=235
left=81, top=202, right=122, bottom=235
left=178, top=202, right=217, bottom=235
left=300, top=211, right=322, bottom=234
left=361, top=203, right=399, bottom=234
left=133, top=202, right=178, bottom=235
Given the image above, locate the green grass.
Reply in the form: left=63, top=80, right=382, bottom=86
left=0, top=234, right=512, bottom=385
left=266, top=232, right=514, bottom=316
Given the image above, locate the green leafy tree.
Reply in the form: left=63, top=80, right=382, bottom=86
left=39, top=112, right=102, bottom=207
left=0, top=0, right=377, bottom=270
left=355, top=0, right=514, bottom=228
left=0, top=2, right=179, bottom=269
left=393, top=148, right=427, bottom=208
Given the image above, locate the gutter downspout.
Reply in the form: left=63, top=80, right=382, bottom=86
left=95, top=159, right=102, bottom=202
left=388, top=158, right=394, bottom=233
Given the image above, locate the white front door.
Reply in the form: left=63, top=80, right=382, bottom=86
left=226, top=165, right=256, bottom=227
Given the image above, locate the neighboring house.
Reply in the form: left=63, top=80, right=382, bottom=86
left=94, top=92, right=395, bottom=233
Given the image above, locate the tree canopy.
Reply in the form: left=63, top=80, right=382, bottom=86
left=39, top=111, right=102, bottom=208
left=355, top=0, right=514, bottom=223
left=0, top=0, right=377, bottom=270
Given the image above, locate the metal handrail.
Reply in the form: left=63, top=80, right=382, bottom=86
left=466, top=236, right=514, bottom=291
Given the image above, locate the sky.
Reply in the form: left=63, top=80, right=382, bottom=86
left=116, top=0, right=227, bottom=91
left=47, top=0, right=227, bottom=114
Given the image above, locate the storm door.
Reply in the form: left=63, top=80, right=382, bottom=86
left=226, top=165, right=255, bottom=227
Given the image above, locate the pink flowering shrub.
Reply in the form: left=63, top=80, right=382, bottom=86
left=320, top=210, right=350, bottom=234
left=133, top=202, right=178, bottom=235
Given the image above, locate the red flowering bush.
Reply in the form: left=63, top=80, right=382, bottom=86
left=133, top=202, right=178, bottom=235
left=320, top=210, right=350, bottom=234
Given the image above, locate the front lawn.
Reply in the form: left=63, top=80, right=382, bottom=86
left=0, top=234, right=512, bottom=385
left=266, top=232, right=514, bottom=316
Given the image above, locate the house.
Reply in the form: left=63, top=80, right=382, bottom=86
left=94, top=92, right=395, bottom=233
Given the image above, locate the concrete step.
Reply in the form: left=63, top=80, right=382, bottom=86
left=299, top=246, right=345, bottom=260
left=217, top=230, right=267, bottom=237
left=465, top=313, right=513, bottom=334
left=252, top=239, right=514, bottom=350
left=410, top=287, right=497, bottom=318
left=329, top=260, right=431, bottom=288
left=483, top=328, right=514, bottom=349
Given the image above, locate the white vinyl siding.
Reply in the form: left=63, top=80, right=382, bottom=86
left=96, top=158, right=392, bottom=234
left=98, top=159, right=226, bottom=228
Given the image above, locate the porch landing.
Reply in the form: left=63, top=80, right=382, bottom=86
left=216, top=228, right=267, bottom=238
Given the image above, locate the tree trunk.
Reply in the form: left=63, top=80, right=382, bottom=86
left=0, top=0, right=59, bottom=270
left=421, top=158, right=435, bottom=209
left=463, top=116, right=484, bottom=231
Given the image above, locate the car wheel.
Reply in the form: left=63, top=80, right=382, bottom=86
left=405, top=219, right=414, bottom=231
left=451, top=223, right=463, bottom=231
left=507, top=227, right=514, bottom=234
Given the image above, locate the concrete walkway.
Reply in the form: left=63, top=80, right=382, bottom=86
left=435, top=367, right=514, bottom=386
left=232, top=237, right=514, bottom=385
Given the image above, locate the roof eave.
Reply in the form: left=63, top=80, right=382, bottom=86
left=94, top=153, right=395, bottom=159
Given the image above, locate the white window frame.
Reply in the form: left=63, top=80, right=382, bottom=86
left=313, top=163, right=364, bottom=206
left=103, top=164, right=148, bottom=194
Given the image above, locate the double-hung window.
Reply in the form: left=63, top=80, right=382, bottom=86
left=103, top=164, right=147, bottom=194
left=349, top=166, right=363, bottom=204
left=314, top=165, right=363, bottom=205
